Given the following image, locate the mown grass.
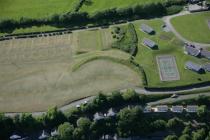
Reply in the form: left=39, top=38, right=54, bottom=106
left=80, top=0, right=165, bottom=15
left=171, top=11, right=210, bottom=44
left=132, top=19, right=210, bottom=87
left=0, top=0, right=78, bottom=20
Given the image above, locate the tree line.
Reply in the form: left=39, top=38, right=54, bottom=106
left=0, top=0, right=187, bottom=33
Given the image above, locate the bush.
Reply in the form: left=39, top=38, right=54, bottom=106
left=166, top=5, right=183, bottom=15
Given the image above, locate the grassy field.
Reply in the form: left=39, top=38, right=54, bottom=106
left=171, top=11, right=210, bottom=44
left=133, top=19, right=210, bottom=87
left=0, top=0, right=78, bottom=20
left=0, top=31, right=141, bottom=112
left=80, top=0, right=165, bottom=15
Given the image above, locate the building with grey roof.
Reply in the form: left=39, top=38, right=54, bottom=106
left=186, top=105, right=198, bottom=113
left=107, top=108, right=116, bottom=117
left=39, top=130, right=49, bottom=140
left=185, top=61, right=203, bottom=73
left=143, top=38, right=157, bottom=49
left=140, top=24, right=155, bottom=34
left=203, top=63, right=210, bottom=72
left=201, top=50, right=210, bottom=59
left=171, top=106, right=184, bottom=113
left=184, top=45, right=200, bottom=57
left=10, top=134, right=21, bottom=140
left=94, top=112, right=105, bottom=121
left=156, top=105, right=168, bottom=112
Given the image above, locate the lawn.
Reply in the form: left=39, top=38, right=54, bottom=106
left=171, top=11, right=210, bottom=44
left=76, top=29, right=108, bottom=53
left=80, top=0, right=165, bottom=15
left=0, top=0, right=78, bottom=20
left=0, top=31, right=141, bottom=112
left=133, top=19, right=210, bottom=87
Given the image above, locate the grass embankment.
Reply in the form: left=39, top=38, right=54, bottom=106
left=0, top=0, right=78, bottom=20
left=171, top=11, right=210, bottom=44
left=79, top=0, right=165, bottom=15
left=132, top=19, right=210, bottom=87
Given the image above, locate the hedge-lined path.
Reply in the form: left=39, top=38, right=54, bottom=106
left=163, top=11, right=210, bottom=48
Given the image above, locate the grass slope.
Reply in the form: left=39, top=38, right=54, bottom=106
left=171, top=11, right=210, bottom=44
left=0, top=0, right=78, bottom=20
left=80, top=0, right=165, bottom=15
left=133, top=19, right=210, bottom=87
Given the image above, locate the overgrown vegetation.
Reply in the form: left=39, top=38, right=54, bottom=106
left=111, top=23, right=138, bottom=56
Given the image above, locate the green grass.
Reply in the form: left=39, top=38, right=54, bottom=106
left=132, top=19, right=210, bottom=87
left=0, top=0, right=78, bottom=20
left=76, top=29, right=103, bottom=53
left=80, top=0, right=165, bottom=15
left=171, top=11, right=210, bottom=44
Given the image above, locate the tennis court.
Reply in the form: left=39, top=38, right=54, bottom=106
left=156, top=55, right=180, bottom=81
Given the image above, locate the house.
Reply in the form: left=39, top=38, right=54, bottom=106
left=186, top=105, right=198, bottom=113
left=203, top=63, right=210, bottom=72
left=143, top=38, right=157, bottom=49
left=94, top=112, right=105, bottom=121
left=143, top=106, right=152, bottom=113
left=184, top=45, right=200, bottom=57
left=171, top=106, right=184, bottom=113
left=51, top=129, right=59, bottom=137
left=10, top=134, right=21, bottom=140
left=201, top=50, right=210, bottom=59
left=185, top=61, right=203, bottom=73
left=38, top=130, right=49, bottom=140
left=140, top=24, right=155, bottom=34
left=155, top=105, right=168, bottom=112
left=107, top=108, right=116, bottom=117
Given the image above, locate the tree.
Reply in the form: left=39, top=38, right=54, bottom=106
left=19, top=113, right=40, bottom=132
left=164, top=135, right=178, bottom=140
left=76, top=117, right=91, bottom=139
left=182, top=125, right=192, bottom=135
left=167, top=117, right=184, bottom=130
left=179, top=134, right=191, bottom=140
left=122, top=89, right=139, bottom=102
left=73, top=128, right=85, bottom=140
left=197, top=105, right=208, bottom=119
left=117, top=106, right=143, bottom=137
left=151, top=120, right=167, bottom=131
left=43, top=107, right=66, bottom=128
left=192, top=128, right=206, bottom=140
left=58, top=122, right=74, bottom=140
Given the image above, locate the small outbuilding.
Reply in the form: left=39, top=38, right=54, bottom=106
left=201, top=50, right=210, bottom=59
left=203, top=63, right=210, bottom=72
left=171, top=106, right=184, bottom=113
left=143, top=38, right=157, bottom=49
left=107, top=108, right=116, bottom=117
left=93, top=112, right=105, bottom=121
left=185, top=61, right=203, bottom=73
left=38, top=130, right=49, bottom=140
left=184, top=45, right=200, bottom=57
left=140, top=24, right=155, bottom=34
left=155, top=105, right=168, bottom=112
left=10, top=134, right=21, bottom=140
left=186, top=105, right=198, bottom=113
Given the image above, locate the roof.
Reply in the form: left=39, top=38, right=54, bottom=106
left=10, top=135, right=21, bottom=140
left=39, top=130, right=49, bottom=140
left=184, top=45, right=200, bottom=57
left=140, top=24, right=154, bottom=34
left=107, top=108, right=116, bottom=117
left=201, top=50, right=210, bottom=59
left=51, top=129, right=59, bottom=137
left=94, top=112, right=104, bottom=121
left=171, top=106, right=183, bottom=113
left=203, top=63, right=210, bottom=72
left=143, top=38, right=156, bottom=48
left=186, top=105, right=198, bottom=113
left=144, top=106, right=152, bottom=113
left=185, top=61, right=202, bottom=72
left=156, top=105, right=168, bottom=112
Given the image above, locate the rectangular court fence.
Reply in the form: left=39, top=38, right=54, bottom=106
left=156, top=55, right=180, bottom=81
